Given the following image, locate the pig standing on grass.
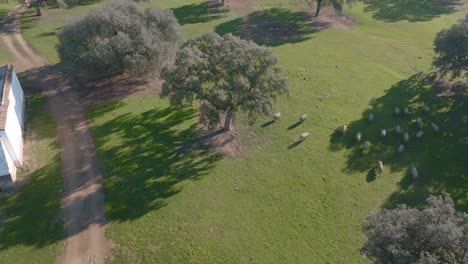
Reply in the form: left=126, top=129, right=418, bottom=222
left=404, top=132, right=409, bottom=143
left=364, top=140, right=370, bottom=151
left=398, top=144, right=404, bottom=153
left=341, top=125, right=347, bottom=135
left=416, top=117, right=422, bottom=128
left=416, top=130, right=424, bottom=139
left=381, top=129, right=387, bottom=138
left=299, top=132, right=310, bottom=141
left=356, top=132, right=362, bottom=143
left=411, top=166, right=419, bottom=180
left=395, top=125, right=402, bottom=134
left=273, top=112, right=281, bottom=121
left=377, top=161, right=384, bottom=174
left=299, top=115, right=307, bottom=122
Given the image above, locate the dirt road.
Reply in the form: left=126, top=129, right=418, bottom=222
left=0, top=6, right=106, bottom=264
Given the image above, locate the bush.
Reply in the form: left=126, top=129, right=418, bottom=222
left=57, top=0, right=181, bottom=80
left=362, top=196, right=468, bottom=264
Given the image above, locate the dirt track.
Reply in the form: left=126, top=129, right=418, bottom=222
left=0, top=6, right=106, bottom=264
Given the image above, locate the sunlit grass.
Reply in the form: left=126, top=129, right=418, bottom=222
left=19, top=0, right=468, bottom=263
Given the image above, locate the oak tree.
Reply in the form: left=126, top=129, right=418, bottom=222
left=161, top=33, right=288, bottom=131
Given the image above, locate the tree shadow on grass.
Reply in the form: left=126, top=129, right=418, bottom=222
left=0, top=94, right=62, bottom=250
left=215, top=7, right=329, bottom=46
left=329, top=73, right=468, bottom=211
left=362, top=0, right=462, bottom=22
left=35, top=27, right=63, bottom=39
left=16, top=9, right=35, bottom=32
left=89, top=104, right=223, bottom=221
left=172, top=1, right=227, bottom=25
left=35, top=31, right=56, bottom=38
left=0, top=6, right=20, bottom=34
left=0, top=154, right=62, bottom=249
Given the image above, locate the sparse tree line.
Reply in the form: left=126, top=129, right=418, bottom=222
left=54, top=1, right=468, bottom=263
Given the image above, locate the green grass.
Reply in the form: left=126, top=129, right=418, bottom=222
left=0, top=0, right=15, bottom=19
left=0, top=0, right=17, bottom=65
left=0, top=95, right=62, bottom=264
left=0, top=41, right=14, bottom=66
left=21, top=0, right=468, bottom=263
left=21, top=3, right=101, bottom=64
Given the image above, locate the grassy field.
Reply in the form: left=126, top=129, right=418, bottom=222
left=0, top=95, right=62, bottom=264
left=0, top=0, right=15, bottom=21
left=0, top=0, right=16, bottom=65
left=20, top=0, right=468, bottom=263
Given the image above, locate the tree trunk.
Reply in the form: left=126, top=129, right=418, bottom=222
left=221, top=0, right=224, bottom=5
left=223, top=110, right=232, bottom=131
left=315, top=0, right=322, bottom=17
left=36, top=1, right=42, bottom=16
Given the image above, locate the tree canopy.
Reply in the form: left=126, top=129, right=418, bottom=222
left=57, top=0, right=181, bottom=80
left=161, top=33, right=288, bottom=131
left=362, top=196, right=468, bottom=264
left=433, top=16, right=468, bottom=79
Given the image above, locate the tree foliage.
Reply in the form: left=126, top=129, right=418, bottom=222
left=57, top=0, right=181, bottom=80
left=161, top=33, right=288, bottom=131
left=433, top=16, right=468, bottom=79
left=362, top=196, right=468, bottom=264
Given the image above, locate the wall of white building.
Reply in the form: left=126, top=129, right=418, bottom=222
left=4, top=70, right=25, bottom=164
left=0, top=67, right=24, bottom=188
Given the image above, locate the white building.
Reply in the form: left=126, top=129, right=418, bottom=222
left=0, top=65, right=24, bottom=190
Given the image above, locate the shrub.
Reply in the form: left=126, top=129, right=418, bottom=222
left=362, top=196, right=468, bottom=263
left=57, top=0, right=181, bottom=80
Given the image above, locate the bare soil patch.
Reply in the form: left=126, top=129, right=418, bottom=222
left=432, top=79, right=468, bottom=101
left=223, top=0, right=254, bottom=13
left=310, top=7, right=356, bottom=30
left=202, top=130, right=244, bottom=158
left=179, top=128, right=244, bottom=158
